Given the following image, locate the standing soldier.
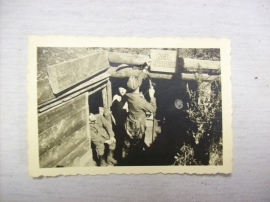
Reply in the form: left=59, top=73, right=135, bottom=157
left=89, top=113, right=117, bottom=166
left=123, top=61, right=157, bottom=165
left=110, top=87, right=128, bottom=164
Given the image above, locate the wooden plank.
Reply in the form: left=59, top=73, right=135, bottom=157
left=38, top=100, right=63, bottom=113
left=182, top=58, right=221, bottom=72
left=38, top=72, right=110, bottom=108
left=46, top=50, right=109, bottom=94
left=88, top=83, right=108, bottom=96
left=55, top=140, right=89, bottom=167
left=150, top=50, right=178, bottom=73
left=39, top=125, right=87, bottom=168
left=181, top=73, right=220, bottom=81
left=57, top=72, right=110, bottom=98
left=108, top=52, right=149, bottom=65
left=38, top=94, right=85, bottom=134
left=65, top=80, right=108, bottom=101
left=38, top=108, right=87, bottom=156
left=37, top=77, right=56, bottom=105
left=38, top=78, right=109, bottom=112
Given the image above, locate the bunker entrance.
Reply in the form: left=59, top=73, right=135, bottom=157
left=110, top=76, right=197, bottom=165
left=88, top=90, right=103, bottom=115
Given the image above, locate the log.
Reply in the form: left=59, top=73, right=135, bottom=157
left=55, top=140, right=89, bottom=167
left=182, top=58, right=221, bottom=72
left=39, top=125, right=87, bottom=168
left=108, top=52, right=149, bottom=65
left=38, top=94, right=86, bottom=134
left=181, top=73, right=220, bottom=81
left=46, top=50, right=109, bottom=94
left=107, top=67, right=173, bottom=79
left=38, top=108, right=87, bottom=156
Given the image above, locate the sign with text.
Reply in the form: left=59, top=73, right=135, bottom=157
left=150, top=50, right=178, bottom=73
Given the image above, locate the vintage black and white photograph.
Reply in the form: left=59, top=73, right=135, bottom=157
left=28, top=37, right=232, bottom=176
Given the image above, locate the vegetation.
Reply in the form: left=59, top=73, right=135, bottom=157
left=173, top=143, right=197, bottom=165
left=174, top=64, right=223, bottom=165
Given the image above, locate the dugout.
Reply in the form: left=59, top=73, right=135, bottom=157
left=37, top=48, right=221, bottom=167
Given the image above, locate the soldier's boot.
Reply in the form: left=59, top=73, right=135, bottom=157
left=98, top=155, right=107, bottom=167
left=107, top=150, right=117, bottom=165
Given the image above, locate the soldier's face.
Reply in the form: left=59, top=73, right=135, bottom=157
left=119, top=87, right=126, bottom=96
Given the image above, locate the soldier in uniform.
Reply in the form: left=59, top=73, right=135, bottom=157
left=110, top=87, right=128, bottom=164
left=89, top=113, right=117, bottom=166
left=123, top=61, right=157, bottom=165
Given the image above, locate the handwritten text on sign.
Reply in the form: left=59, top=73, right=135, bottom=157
left=150, top=50, right=178, bottom=73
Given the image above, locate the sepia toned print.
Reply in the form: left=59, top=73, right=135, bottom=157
left=28, top=37, right=232, bottom=176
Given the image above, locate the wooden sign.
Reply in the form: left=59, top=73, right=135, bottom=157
left=46, top=50, right=109, bottom=94
left=150, top=50, right=178, bottom=73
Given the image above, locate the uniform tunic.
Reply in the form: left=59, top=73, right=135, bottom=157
left=125, top=71, right=157, bottom=140
left=123, top=71, right=157, bottom=164
left=89, top=114, right=116, bottom=155
left=125, top=92, right=157, bottom=140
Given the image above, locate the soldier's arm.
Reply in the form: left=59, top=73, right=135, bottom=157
left=101, top=116, right=115, bottom=138
left=139, top=97, right=157, bottom=113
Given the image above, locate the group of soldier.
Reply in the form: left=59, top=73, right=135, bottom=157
left=89, top=60, right=156, bottom=166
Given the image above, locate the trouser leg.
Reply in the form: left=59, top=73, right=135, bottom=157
left=122, top=134, right=145, bottom=166
left=107, top=142, right=117, bottom=165
left=95, top=142, right=107, bottom=166
left=114, top=126, right=126, bottom=162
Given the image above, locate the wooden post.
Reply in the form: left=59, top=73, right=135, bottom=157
left=102, top=84, right=111, bottom=122
left=85, top=92, right=92, bottom=161
left=107, top=80, right=112, bottom=108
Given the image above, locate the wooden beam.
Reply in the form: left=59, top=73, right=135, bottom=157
left=102, top=87, right=108, bottom=109
left=38, top=108, right=87, bottom=156
left=46, top=50, right=109, bottom=94
left=102, top=87, right=111, bottom=122
left=106, top=80, right=112, bottom=107
left=181, top=73, right=220, bottom=81
left=182, top=58, right=221, bottom=72
left=38, top=94, right=85, bottom=134
left=85, top=92, right=91, bottom=162
left=108, top=52, right=149, bottom=65
left=107, top=67, right=173, bottom=79
left=39, top=125, right=87, bottom=168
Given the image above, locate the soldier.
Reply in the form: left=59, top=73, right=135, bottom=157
left=110, top=87, right=128, bottom=163
left=123, top=61, right=157, bottom=165
left=89, top=113, right=117, bottom=166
